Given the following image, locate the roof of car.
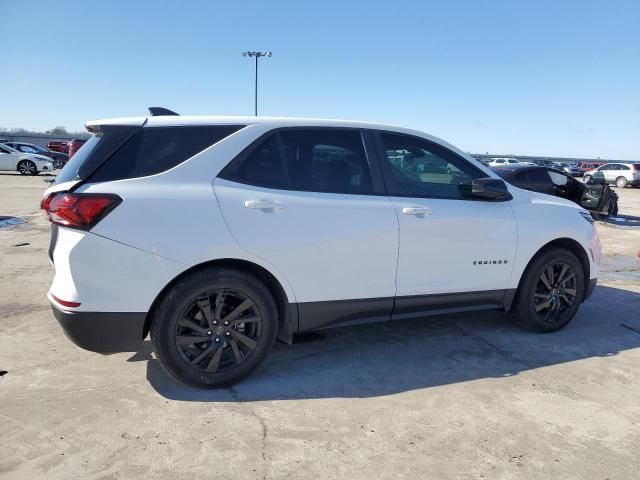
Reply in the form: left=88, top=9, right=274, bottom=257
left=85, top=114, right=476, bottom=163
left=87, top=114, right=418, bottom=131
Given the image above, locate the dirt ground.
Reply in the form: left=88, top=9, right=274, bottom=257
left=1, top=172, right=639, bottom=480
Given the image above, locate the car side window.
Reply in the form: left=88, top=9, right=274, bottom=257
left=222, top=129, right=374, bottom=195
left=377, top=132, right=485, bottom=199
left=518, top=169, right=554, bottom=192
left=548, top=170, right=569, bottom=186
left=233, top=134, right=287, bottom=189
left=20, top=145, right=38, bottom=153
left=279, top=129, right=372, bottom=194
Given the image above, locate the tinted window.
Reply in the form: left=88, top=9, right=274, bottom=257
left=91, top=125, right=243, bottom=182
left=279, top=130, right=372, bottom=194
left=378, top=132, right=484, bottom=198
left=233, top=134, right=287, bottom=189
left=221, top=129, right=373, bottom=195
left=54, top=135, right=102, bottom=184
left=516, top=169, right=554, bottom=192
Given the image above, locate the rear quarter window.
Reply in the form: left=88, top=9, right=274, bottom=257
left=90, top=125, right=244, bottom=182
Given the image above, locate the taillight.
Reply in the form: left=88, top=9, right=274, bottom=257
left=41, top=192, right=121, bottom=230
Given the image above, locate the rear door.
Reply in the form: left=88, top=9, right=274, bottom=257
left=215, top=128, right=398, bottom=329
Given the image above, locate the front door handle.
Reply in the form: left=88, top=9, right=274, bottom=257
left=402, top=206, right=432, bottom=216
left=244, top=200, right=286, bottom=210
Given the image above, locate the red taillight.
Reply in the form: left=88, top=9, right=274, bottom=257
left=41, top=192, right=121, bottom=230
left=50, top=293, right=81, bottom=308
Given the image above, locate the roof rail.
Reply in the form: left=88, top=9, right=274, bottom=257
left=148, top=107, right=179, bottom=116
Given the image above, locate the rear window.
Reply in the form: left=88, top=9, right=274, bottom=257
left=89, top=125, right=243, bottom=182
left=54, top=135, right=102, bottom=184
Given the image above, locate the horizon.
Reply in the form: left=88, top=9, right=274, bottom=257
left=2, top=0, right=638, bottom=160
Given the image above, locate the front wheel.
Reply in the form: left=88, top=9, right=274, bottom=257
left=17, top=160, right=37, bottom=176
left=615, top=176, right=628, bottom=188
left=511, top=248, right=585, bottom=332
left=150, top=268, right=278, bottom=388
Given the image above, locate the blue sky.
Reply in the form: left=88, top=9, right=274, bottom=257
left=2, top=0, right=638, bottom=158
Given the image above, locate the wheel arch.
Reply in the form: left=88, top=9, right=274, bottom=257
left=509, top=237, right=591, bottom=310
left=142, top=258, right=297, bottom=344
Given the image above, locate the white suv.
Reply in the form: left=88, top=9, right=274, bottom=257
left=584, top=163, right=640, bottom=188
left=42, top=110, right=601, bottom=388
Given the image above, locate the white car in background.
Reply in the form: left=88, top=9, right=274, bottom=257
left=488, top=157, right=522, bottom=167
left=0, top=143, right=54, bottom=175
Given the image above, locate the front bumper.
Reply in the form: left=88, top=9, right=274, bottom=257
left=51, top=303, right=146, bottom=353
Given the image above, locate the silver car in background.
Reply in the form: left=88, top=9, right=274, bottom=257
left=584, top=163, right=640, bottom=188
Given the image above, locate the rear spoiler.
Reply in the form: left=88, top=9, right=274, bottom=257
left=148, top=107, right=179, bottom=116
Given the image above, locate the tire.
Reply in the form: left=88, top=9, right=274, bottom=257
left=511, top=248, right=585, bottom=333
left=150, top=268, right=278, bottom=388
left=615, top=176, right=628, bottom=188
left=608, top=197, right=618, bottom=217
left=583, top=175, right=592, bottom=184
left=17, top=160, right=37, bottom=176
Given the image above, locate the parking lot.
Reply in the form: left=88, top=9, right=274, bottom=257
left=0, top=173, right=639, bottom=479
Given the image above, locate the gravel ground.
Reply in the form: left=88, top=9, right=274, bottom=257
left=1, top=173, right=639, bottom=480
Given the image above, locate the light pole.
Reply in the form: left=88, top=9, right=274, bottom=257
left=242, top=51, right=272, bottom=116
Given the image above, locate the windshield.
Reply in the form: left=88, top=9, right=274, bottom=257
left=54, top=134, right=101, bottom=184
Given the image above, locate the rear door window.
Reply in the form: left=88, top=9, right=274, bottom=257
left=220, top=128, right=374, bottom=195
left=90, top=125, right=244, bottom=182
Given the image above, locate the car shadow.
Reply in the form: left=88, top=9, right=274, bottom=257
left=143, top=285, right=640, bottom=402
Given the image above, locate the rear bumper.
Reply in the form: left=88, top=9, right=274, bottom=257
left=584, top=278, right=597, bottom=301
left=51, top=304, right=146, bottom=353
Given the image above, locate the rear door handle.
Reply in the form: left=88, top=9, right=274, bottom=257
left=244, top=200, right=286, bottom=210
left=402, top=206, right=432, bottom=216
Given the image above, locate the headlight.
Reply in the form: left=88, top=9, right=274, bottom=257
left=579, top=211, right=594, bottom=224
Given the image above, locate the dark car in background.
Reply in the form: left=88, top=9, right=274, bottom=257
left=492, top=165, right=618, bottom=217
left=3, top=141, right=68, bottom=169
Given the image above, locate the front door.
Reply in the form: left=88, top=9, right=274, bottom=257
left=373, top=131, right=517, bottom=318
left=214, top=128, right=399, bottom=329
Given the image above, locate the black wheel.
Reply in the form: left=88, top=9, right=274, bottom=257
left=607, top=197, right=618, bottom=217
left=511, top=248, right=585, bottom=332
left=150, top=268, right=278, bottom=388
left=17, top=160, right=37, bottom=175
left=615, top=176, right=627, bottom=188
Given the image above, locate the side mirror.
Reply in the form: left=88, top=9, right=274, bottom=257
left=467, top=178, right=513, bottom=200
left=588, top=171, right=606, bottom=185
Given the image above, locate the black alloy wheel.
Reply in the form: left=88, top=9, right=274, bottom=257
left=511, top=248, right=584, bottom=332
left=150, top=268, right=278, bottom=388
left=175, top=289, right=262, bottom=374
left=532, top=262, right=577, bottom=323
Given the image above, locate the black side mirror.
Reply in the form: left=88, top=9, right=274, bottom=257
left=467, top=178, right=512, bottom=200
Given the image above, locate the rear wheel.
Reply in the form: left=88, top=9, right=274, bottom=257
left=150, top=268, right=278, bottom=388
left=615, top=176, right=628, bottom=188
left=17, top=160, right=37, bottom=176
left=511, top=248, right=585, bottom=332
left=608, top=197, right=618, bottom=216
